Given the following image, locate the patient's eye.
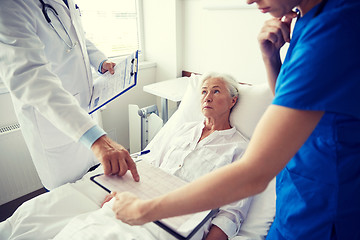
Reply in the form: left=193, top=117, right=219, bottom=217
left=214, top=89, right=220, bottom=94
left=201, top=90, right=207, bottom=95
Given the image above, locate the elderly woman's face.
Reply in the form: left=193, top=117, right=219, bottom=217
left=201, top=77, right=236, bottom=119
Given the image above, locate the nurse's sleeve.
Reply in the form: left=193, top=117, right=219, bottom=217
left=273, top=10, right=360, bottom=119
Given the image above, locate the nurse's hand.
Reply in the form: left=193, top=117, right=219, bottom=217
left=91, top=135, right=140, bottom=181
left=258, top=11, right=297, bottom=59
left=112, top=192, right=154, bottom=225
left=101, top=60, right=116, bottom=75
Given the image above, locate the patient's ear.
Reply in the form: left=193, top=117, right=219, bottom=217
left=230, top=96, right=238, bottom=108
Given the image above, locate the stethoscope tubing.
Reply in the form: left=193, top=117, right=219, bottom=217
left=39, top=0, right=76, bottom=50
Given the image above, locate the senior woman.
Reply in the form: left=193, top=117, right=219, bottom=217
left=137, top=72, right=250, bottom=239
left=50, top=72, right=250, bottom=240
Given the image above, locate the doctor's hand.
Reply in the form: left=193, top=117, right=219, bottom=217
left=91, top=135, right=140, bottom=181
left=258, top=11, right=298, bottom=60
left=112, top=192, right=155, bottom=226
left=101, top=60, right=116, bottom=75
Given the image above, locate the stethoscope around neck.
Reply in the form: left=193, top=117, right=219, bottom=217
left=39, top=0, right=76, bottom=51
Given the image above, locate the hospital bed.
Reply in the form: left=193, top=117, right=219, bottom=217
left=0, top=74, right=275, bottom=240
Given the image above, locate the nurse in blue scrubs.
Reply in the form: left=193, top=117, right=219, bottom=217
left=258, top=0, right=360, bottom=239
left=110, top=0, right=360, bottom=239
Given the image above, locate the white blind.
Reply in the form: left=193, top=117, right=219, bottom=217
left=76, top=0, right=140, bottom=57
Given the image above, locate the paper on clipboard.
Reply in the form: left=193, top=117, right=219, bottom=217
left=89, top=50, right=138, bottom=114
left=90, top=160, right=217, bottom=240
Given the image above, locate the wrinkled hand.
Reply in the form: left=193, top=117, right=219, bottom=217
left=101, top=60, right=116, bottom=74
left=258, top=11, right=298, bottom=59
left=112, top=192, right=152, bottom=226
left=91, top=135, right=139, bottom=181
left=101, top=192, right=116, bottom=208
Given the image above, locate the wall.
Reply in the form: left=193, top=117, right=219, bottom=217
left=141, top=0, right=185, bottom=115
left=142, top=0, right=282, bottom=85
left=182, top=0, right=272, bottom=84
left=142, top=0, right=181, bottom=81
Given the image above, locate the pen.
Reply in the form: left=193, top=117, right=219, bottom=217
left=130, top=150, right=150, bottom=158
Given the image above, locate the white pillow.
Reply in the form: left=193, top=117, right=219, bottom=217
left=230, top=82, right=274, bottom=139
left=146, top=74, right=276, bottom=239
left=234, top=178, right=276, bottom=240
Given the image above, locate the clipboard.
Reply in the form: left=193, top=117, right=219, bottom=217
left=89, top=50, right=139, bottom=114
left=90, top=161, right=218, bottom=240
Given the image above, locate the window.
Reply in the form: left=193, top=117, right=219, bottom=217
left=76, top=0, right=143, bottom=58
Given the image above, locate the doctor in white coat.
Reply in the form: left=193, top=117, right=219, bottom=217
left=0, top=0, right=139, bottom=190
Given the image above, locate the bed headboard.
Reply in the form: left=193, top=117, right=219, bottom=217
left=181, top=70, right=201, bottom=78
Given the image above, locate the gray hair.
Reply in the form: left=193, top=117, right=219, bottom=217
left=200, top=72, right=239, bottom=103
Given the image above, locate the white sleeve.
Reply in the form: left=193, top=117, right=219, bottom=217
left=86, top=39, right=107, bottom=70
left=211, top=196, right=253, bottom=238
left=210, top=133, right=251, bottom=238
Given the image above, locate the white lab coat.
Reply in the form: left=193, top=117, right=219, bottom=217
left=0, top=0, right=107, bottom=189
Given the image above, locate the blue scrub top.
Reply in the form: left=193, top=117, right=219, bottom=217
left=267, top=0, right=360, bottom=239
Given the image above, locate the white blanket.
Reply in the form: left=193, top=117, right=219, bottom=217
left=0, top=168, right=106, bottom=240
left=0, top=167, right=207, bottom=240
left=52, top=199, right=186, bottom=240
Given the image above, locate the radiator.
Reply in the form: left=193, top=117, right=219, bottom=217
left=0, top=123, right=43, bottom=205
left=129, top=104, right=163, bottom=153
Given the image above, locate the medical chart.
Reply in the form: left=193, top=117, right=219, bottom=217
left=91, top=160, right=217, bottom=240
left=89, top=50, right=138, bottom=114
